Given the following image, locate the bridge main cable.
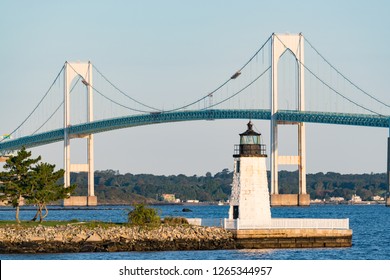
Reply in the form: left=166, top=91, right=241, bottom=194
left=93, top=65, right=161, bottom=111
left=163, top=35, right=272, bottom=113
left=0, top=64, right=65, bottom=143
left=66, top=63, right=153, bottom=114
left=304, top=37, right=390, bottom=109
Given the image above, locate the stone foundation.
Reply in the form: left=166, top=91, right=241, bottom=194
left=230, top=228, right=352, bottom=248
left=0, top=224, right=235, bottom=254
left=0, top=224, right=353, bottom=254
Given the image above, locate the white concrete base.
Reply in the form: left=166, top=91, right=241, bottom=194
left=270, top=194, right=310, bottom=206
left=63, top=196, right=97, bottom=206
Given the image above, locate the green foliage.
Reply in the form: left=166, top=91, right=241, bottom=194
left=0, top=147, right=76, bottom=223
left=0, top=147, right=41, bottom=223
left=128, top=204, right=161, bottom=226
left=88, top=169, right=233, bottom=203
left=305, top=172, right=387, bottom=201
left=28, top=162, right=76, bottom=222
left=68, top=169, right=388, bottom=204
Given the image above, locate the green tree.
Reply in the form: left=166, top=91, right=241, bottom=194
left=28, top=162, right=76, bottom=222
left=0, top=147, right=41, bottom=223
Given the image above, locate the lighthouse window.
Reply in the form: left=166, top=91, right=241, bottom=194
left=241, top=135, right=260, bottom=145
left=236, top=161, right=240, bottom=173
left=233, top=206, right=239, bottom=219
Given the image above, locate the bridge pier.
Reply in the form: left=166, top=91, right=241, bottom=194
left=63, top=196, right=97, bottom=206
left=270, top=194, right=310, bottom=207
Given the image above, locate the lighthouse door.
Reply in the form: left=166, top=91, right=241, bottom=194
left=233, top=206, right=239, bottom=219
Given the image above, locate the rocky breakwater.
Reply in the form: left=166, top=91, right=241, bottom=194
left=0, top=224, right=236, bottom=254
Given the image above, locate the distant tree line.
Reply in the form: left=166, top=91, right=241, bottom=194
left=278, top=170, right=387, bottom=201
left=70, top=169, right=387, bottom=204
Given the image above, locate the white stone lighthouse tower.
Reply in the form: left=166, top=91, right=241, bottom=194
left=228, top=121, right=271, bottom=228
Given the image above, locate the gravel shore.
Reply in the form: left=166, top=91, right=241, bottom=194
left=0, top=224, right=236, bottom=254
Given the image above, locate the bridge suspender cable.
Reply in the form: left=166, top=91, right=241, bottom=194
left=237, top=35, right=272, bottom=73
left=302, top=63, right=382, bottom=115
left=201, top=66, right=271, bottom=110
left=3, top=36, right=274, bottom=143
left=66, top=63, right=153, bottom=114
left=93, top=65, right=161, bottom=111
left=0, top=65, right=65, bottom=143
left=304, top=37, right=390, bottom=109
left=65, top=35, right=270, bottom=118
left=93, top=35, right=272, bottom=114
left=31, top=76, right=82, bottom=135
left=92, top=85, right=153, bottom=113
left=163, top=35, right=273, bottom=113
left=274, top=34, right=383, bottom=116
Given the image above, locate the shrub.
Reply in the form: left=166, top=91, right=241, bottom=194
left=128, top=204, right=161, bottom=226
left=163, top=216, right=189, bottom=225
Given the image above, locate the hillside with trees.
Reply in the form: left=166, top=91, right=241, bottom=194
left=70, top=169, right=387, bottom=204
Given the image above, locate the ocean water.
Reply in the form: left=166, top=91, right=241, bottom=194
left=0, top=204, right=389, bottom=260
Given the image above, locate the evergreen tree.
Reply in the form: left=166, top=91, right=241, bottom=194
left=28, top=162, right=76, bottom=222
left=0, top=147, right=41, bottom=223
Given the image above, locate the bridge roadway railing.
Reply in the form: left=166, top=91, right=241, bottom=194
left=224, top=218, right=350, bottom=230
left=187, top=217, right=350, bottom=230
left=1, top=109, right=388, bottom=153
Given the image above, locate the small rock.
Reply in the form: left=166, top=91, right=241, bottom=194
left=85, top=232, right=102, bottom=242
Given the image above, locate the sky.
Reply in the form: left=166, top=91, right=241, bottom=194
left=1, top=0, right=389, bottom=176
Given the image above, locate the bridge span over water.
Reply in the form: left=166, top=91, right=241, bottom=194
left=0, top=109, right=388, bottom=152
left=1, top=33, right=390, bottom=206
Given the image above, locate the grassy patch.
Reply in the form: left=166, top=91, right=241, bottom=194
left=0, top=216, right=192, bottom=229
left=162, top=216, right=189, bottom=225
left=0, top=220, right=123, bottom=228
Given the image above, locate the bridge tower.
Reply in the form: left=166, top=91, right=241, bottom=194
left=63, top=61, right=97, bottom=206
left=270, top=33, right=310, bottom=206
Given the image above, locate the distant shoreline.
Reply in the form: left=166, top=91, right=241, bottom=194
left=0, top=200, right=386, bottom=210
left=310, top=201, right=385, bottom=205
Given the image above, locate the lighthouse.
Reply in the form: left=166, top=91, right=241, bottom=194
left=228, top=121, right=271, bottom=228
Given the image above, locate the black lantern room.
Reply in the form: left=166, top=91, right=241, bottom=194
left=233, top=121, right=266, bottom=157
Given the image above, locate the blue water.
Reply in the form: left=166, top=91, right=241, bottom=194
left=0, top=204, right=389, bottom=260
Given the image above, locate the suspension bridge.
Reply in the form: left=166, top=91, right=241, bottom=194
left=1, top=33, right=389, bottom=206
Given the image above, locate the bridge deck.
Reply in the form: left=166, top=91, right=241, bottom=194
left=0, top=109, right=388, bottom=153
